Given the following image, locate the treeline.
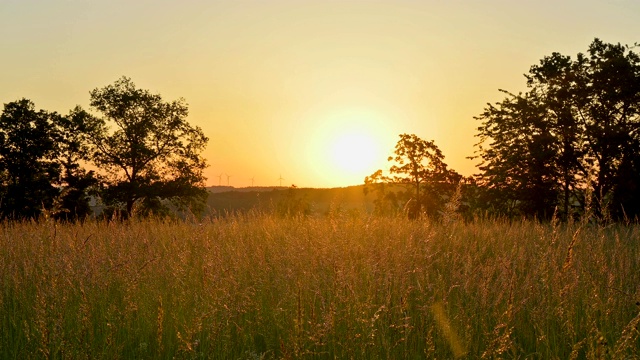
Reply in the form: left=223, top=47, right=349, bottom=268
left=0, top=77, right=208, bottom=221
left=4, top=39, right=639, bottom=223
left=366, top=39, right=640, bottom=222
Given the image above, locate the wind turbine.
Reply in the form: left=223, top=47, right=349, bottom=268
left=277, top=174, right=284, bottom=187
left=217, top=173, right=223, bottom=186
left=250, top=177, right=255, bottom=187
left=226, top=173, right=232, bottom=186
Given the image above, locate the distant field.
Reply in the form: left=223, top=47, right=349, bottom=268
left=206, top=185, right=376, bottom=215
left=1, top=214, right=639, bottom=359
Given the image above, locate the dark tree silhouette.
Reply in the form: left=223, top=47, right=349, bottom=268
left=85, top=77, right=209, bottom=217
left=474, top=90, right=563, bottom=219
left=0, top=100, right=96, bottom=220
left=54, top=107, right=99, bottom=221
left=363, top=169, right=401, bottom=216
left=474, top=38, right=640, bottom=220
left=365, top=134, right=461, bottom=218
left=0, top=99, right=61, bottom=220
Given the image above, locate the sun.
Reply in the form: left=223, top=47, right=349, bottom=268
left=331, top=132, right=379, bottom=175
left=303, top=108, right=391, bottom=187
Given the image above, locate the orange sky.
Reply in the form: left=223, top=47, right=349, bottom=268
left=1, top=0, right=639, bottom=188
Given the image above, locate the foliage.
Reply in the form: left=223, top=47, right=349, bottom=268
left=363, top=169, right=403, bottom=215
left=365, top=134, right=462, bottom=218
left=53, top=106, right=100, bottom=221
left=0, top=99, right=96, bottom=220
left=0, top=77, right=208, bottom=221
left=85, top=77, right=209, bottom=217
left=0, top=99, right=60, bottom=220
left=473, top=90, right=563, bottom=219
left=273, top=185, right=312, bottom=217
left=474, top=39, right=640, bottom=220
left=1, top=215, right=639, bottom=358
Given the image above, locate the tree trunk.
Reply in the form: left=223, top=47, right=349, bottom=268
left=126, top=198, right=135, bottom=218
left=563, top=169, right=570, bottom=220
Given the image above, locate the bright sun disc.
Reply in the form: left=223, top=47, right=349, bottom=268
left=306, top=108, right=390, bottom=187
left=331, top=132, right=378, bottom=175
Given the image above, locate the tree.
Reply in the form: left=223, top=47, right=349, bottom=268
left=85, top=77, right=209, bottom=217
left=53, top=107, right=99, bottom=221
left=474, top=90, right=564, bottom=219
left=363, top=169, right=401, bottom=216
left=365, top=134, right=461, bottom=218
left=0, top=99, right=61, bottom=220
left=0, top=99, right=96, bottom=221
left=526, top=52, right=586, bottom=218
left=575, top=40, right=640, bottom=218
left=474, top=39, right=640, bottom=220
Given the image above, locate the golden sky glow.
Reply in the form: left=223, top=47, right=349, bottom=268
left=1, top=0, right=639, bottom=188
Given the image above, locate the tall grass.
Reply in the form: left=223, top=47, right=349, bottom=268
left=1, top=213, right=639, bottom=359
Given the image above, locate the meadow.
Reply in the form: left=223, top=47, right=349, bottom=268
left=1, top=212, right=639, bottom=359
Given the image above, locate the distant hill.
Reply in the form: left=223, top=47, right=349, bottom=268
left=205, top=185, right=377, bottom=215
left=208, top=186, right=288, bottom=194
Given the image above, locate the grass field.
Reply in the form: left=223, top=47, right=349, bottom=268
left=1, top=212, right=639, bottom=359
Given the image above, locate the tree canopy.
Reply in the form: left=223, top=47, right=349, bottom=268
left=365, top=134, right=461, bottom=218
left=4, top=38, right=640, bottom=223
left=0, top=99, right=96, bottom=220
left=0, top=77, right=210, bottom=221
left=474, top=38, right=640, bottom=220
left=86, top=77, right=209, bottom=217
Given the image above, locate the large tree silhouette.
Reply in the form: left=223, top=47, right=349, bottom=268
left=54, top=106, right=99, bottom=221
left=474, top=39, right=640, bottom=220
left=0, top=100, right=96, bottom=220
left=0, top=99, right=60, bottom=219
left=474, top=90, right=564, bottom=218
left=365, top=134, right=461, bottom=218
left=85, top=77, right=209, bottom=217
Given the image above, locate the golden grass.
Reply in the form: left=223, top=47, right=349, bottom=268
left=1, top=213, right=639, bottom=358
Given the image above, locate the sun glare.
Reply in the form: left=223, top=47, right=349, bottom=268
left=331, top=132, right=378, bottom=174
left=303, top=108, right=392, bottom=187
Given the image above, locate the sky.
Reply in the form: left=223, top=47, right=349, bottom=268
left=1, top=0, right=639, bottom=188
